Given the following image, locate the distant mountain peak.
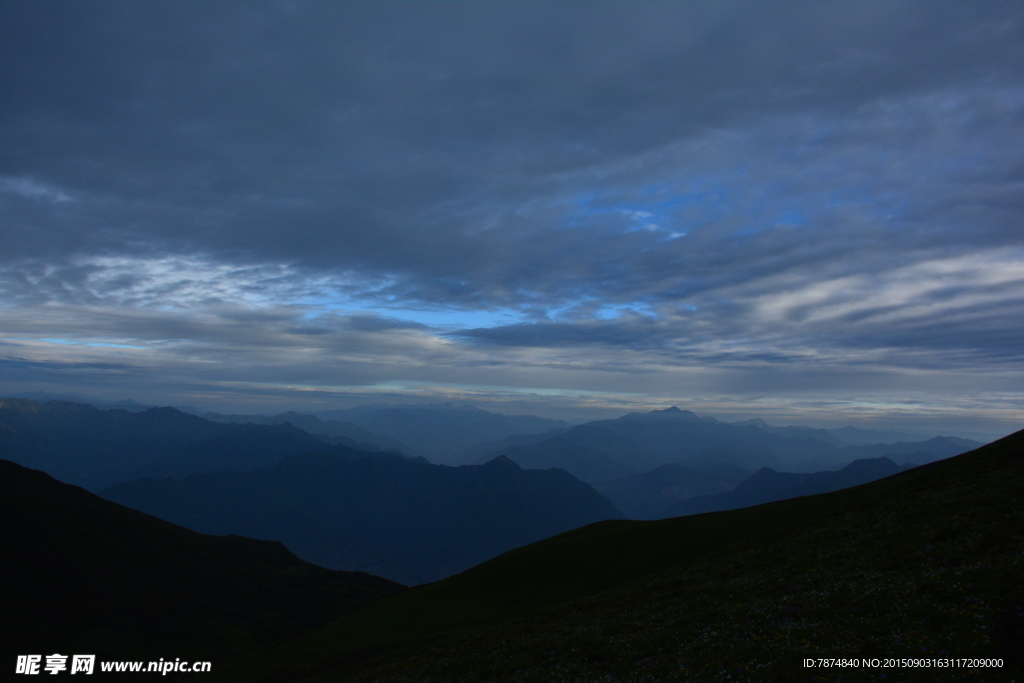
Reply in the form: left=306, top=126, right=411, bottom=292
left=483, top=455, right=521, bottom=469
left=619, top=406, right=702, bottom=422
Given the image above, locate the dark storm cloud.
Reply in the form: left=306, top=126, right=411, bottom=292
left=3, top=1, right=1021, bottom=268
left=1, top=0, right=1023, bottom=428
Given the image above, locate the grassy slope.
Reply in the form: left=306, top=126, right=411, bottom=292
left=219, top=428, right=1024, bottom=683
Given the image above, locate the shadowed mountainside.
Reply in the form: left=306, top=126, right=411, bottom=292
left=0, top=459, right=403, bottom=668
left=102, top=452, right=623, bottom=585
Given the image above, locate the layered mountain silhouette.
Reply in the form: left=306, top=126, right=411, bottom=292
left=836, top=436, right=978, bottom=462
left=728, top=419, right=934, bottom=447
left=201, top=410, right=415, bottom=454
left=450, top=428, right=570, bottom=465
left=593, top=462, right=751, bottom=519
left=133, top=421, right=342, bottom=479
left=0, top=398, right=239, bottom=490
left=0, top=459, right=402, bottom=664
left=485, top=407, right=980, bottom=481
left=668, top=456, right=917, bottom=516
left=497, top=424, right=664, bottom=482
left=0, top=398, right=409, bottom=491
left=102, top=451, right=623, bottom=585
left=314, top=403, right=568, bottom=463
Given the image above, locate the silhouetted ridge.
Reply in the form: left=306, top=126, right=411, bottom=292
left=0, top=459, right=402, bottom=664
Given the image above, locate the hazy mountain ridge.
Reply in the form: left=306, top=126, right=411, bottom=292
left=0, top=398, right=432, bottom=491
left=0, top=398, right=239, bottom=491
left=134, top=421, right=345, bottom=480
left=670, top=457, right=917, bottom=517
left=728, top=419, right=938, bottom=447
left=593, top=463, right=752, bottom=520
left=487, top=407, right=981, bottom=481
left=598, top=408, right=863, bottom=471
left=730, top=418, right=845, bottom=446
left=1, top=395, right=983, bottom=534
left=102, top=451, right=623, bottom=585
left=201, top=410, right=415, bottom=455
left=4, top=391, right=201, bottom=414
left=833, top=436, right=979, bottom=465
left=450, top=428, right=570, bottom=465
left=498, top=424, right=664, bottom=482
left=314, top=403, right=569, bottom=463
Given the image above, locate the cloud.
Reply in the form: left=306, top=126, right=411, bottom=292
left=1, top=177, right=73, bottom=203
left=0, top=0, right=1022, bottom=431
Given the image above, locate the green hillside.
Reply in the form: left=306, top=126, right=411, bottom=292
left=217, top=428, right=1024, bottom=682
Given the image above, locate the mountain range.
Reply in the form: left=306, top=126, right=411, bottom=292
left=668, top=456, right=918, bottom=517
left=592, top=462, right=752, bottom=519
left=475, top=407, right=980, bottom=482
left=4, top=392, right=1019, bottom=681
left=0, top=398, right=239, bottom=490
left=200, top=410, right=416, bottom=454
left=132, top=421, right=428, bottom=480
left=101, top=451, right=623, bottom=585
left=1, top=397, right=980, bottom=492
left=313, top=403, right=569, bottom=463
left=0, top=398, right=422, bottom=491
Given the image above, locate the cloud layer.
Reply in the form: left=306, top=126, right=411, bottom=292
left=1, top=0, right=1023, bottom=435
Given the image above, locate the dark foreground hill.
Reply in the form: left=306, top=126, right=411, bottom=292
left=668, top=456, right=917, bottom=517
left=103, top=452, right=623, bottom=585
left=0, top=459, right=402, bottom=669
left=214, top=427, right=1024, bottom=683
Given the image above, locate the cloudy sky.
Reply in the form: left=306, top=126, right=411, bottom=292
left=1, top=0, right=1022, bottom=437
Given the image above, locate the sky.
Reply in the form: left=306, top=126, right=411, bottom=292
left=1, top=0, right=1023, bottom=438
